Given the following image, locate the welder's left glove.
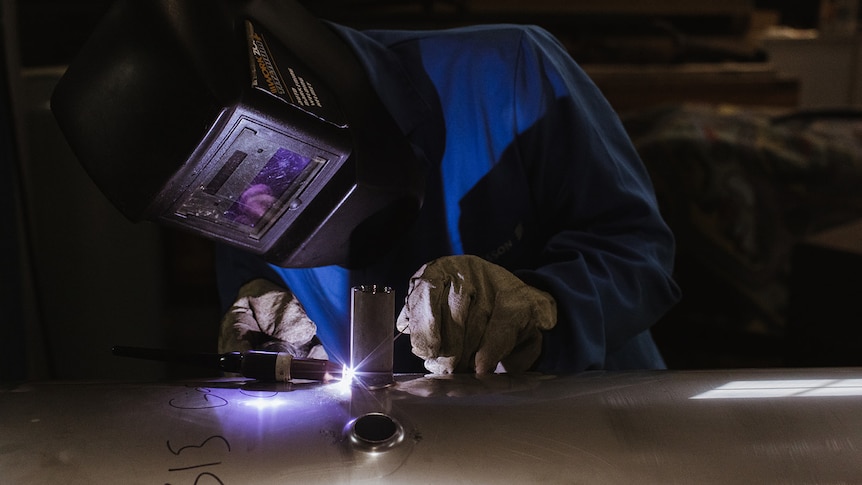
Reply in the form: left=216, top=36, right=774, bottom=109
left=396, top=255, right=557, bottom=374
left=218, top=278, right=327, bottom=359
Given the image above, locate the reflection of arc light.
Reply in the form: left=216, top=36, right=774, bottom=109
left=240, top=397, right=290, bottom=411
left=691, top=379, right=862, bottom=399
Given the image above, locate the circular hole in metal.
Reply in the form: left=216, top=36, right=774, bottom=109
left=353, top=413, right=398, bottom=444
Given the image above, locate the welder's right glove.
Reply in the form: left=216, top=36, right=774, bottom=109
left=396, top=255, right=557, bottom=375
left=218, top=278, right=327, bottom=359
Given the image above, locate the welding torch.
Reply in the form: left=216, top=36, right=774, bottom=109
left=112, top=345, right=342, bottom=382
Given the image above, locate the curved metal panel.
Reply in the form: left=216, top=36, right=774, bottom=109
left=2, top=368, right=862, bottom=483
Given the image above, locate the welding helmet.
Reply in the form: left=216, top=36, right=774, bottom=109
left=50, top=0, right=425, bottom=268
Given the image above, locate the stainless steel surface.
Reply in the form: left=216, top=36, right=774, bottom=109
left=350, top=285, right=395, bottom=389
left=2, top=368, right=862, bottom=483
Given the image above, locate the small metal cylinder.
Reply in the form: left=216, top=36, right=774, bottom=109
left=350, top=285, right=395, bottom=389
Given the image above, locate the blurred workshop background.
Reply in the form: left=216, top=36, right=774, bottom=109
left=3, top=0, right=862, bottom=381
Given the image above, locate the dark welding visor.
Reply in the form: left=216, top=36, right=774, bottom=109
left=50, top=0, right=424, bottom=268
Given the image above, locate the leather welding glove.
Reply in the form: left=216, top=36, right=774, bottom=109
left=218, top=278, right=327, bottom=359
left=396, top=255, right=557, bottom=374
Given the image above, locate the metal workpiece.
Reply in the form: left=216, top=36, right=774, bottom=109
left=350, top=285, right=395, bottom=389
left=4, top=368, right=862, bottom=483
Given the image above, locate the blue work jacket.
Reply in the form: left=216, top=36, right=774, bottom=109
left=217, top=23, right=681, bottom=373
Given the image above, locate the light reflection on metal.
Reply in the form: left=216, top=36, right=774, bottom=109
left=691, top=378, right=862, bottom=399
left=238, top=396, right=290, bottom=411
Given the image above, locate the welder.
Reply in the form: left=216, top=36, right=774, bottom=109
left=51, top=0, right=680, bottom=375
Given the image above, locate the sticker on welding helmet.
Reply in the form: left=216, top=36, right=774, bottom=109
left=245, top=19, right=345, bottom=129
left=247, top=20, right=290, bottom=100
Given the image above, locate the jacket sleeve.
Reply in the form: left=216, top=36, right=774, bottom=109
left=509, top=27, right=681, bottom=371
